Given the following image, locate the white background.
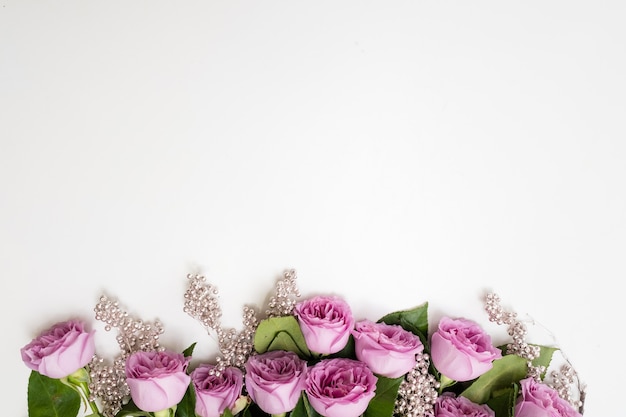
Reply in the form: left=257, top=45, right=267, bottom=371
left=1, top=1, right=624, bottom=416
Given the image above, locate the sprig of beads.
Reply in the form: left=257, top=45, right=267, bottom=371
left=485, top=292, right=585, bottom=412
left=394, top=352, right=439, bottom=417
left=89, top=295, right=165, bottom=417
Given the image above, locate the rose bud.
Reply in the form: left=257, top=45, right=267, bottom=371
left=294, top=295, right=355, bottom=355
left=21, top=319, right=96, bottom=379
left=305, top=358, right=377, bottom=417
left=430, top=316, right=502, bottom=382
left=244, top=350, right=307, bottom=415
left=351, top=319, right=424, bottom=378
left=515, top=377, right=583, bottom=417
left=435, top=392, right=495, bottom=417
left=125, top=350, right=191, bottom=413
left=191, top=364, right=244, bottom=417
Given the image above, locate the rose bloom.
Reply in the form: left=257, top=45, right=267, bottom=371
left=430, top=316, right=502, bottom=381
left=191, top=364, right=244, bottom=417
left=351, top=319, right=424, bottom=378
left=435, top=392, right=495, bottom=417
left=244, top=350, right=307, bottom=415
left=515, top=377, right=583, bottom=417
left=21, top=319, right=96, bottom=379
left=305, top=358, right=377, bottom=417
left=294, top=295, right=355, bottom=355
left=125, top=350, right=191, bottom=412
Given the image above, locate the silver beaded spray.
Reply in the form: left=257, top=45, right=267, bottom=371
left=89, top=295, right=165, bottom=417
left=183, top=273, right=259, bottom=374
left=394, top=352, right=439, bottom=417
left=266, top=268, right=301, bottom=317
left=485, top=293, right=542, bottom=375
left=182, top=269, right=301, bottom=375
left=485, top=293, right=585, bottom=412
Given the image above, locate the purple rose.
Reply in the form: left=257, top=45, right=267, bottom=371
left=435, top=392, right=495, bottom=417
left=351, top=319, right=424, bottom=378
left=20, top=319, right=96, bottom=379
left=125, top=350, right=191, bottom=412
left=191, top=364, right=244, bottom=417
left=305, top=358, right=377, bottom=417
left=515, top=377, right=583, bottom=417
left=430, top=317, right=502, bottom=381
left=244, top=350, right=307, bottom=414
left=294, top=295, right=355, bottom=355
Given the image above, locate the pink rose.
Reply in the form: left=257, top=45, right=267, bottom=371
left=515, top=377, right=583, bottom=417
left=294, top=295, right=355, bottom=355
left=351, top=319, right=424, bottom=378
left=125, top=350, right=191, bottom=412
left=430, top=317, right=502, bottom=381
left=191, top=364, right=244, bottom=417
left=20, top=319, right=96, bottom=379
left=435, top=392, right=495, bottom=417
left=244, top=350, right=307, bottom=414
left=305, top=358, right=377, bottom=417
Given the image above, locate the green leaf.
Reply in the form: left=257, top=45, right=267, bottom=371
left=378, top=302, right=429, bottom=345
left=363, top=376, right=404, bottom=417
left=254, top=316, right=311, bottom=358
left=531, top=345, right=558, bottom=379
left=485, top=384, right=518, bottom=417
left=175, top=384, right=196, bottom=417
left=222, top=408, right=234, bottom=417
left=266, top=332, right=310, bottom=358
left=460, top=354, right=527, bottom=404
left=290, top=394, right=323, bottom=417
left=460, top=344, right=556, bottom=407
left=27, top=371, right=81, bottom=417
left=182, top=342, right=197, bottom=358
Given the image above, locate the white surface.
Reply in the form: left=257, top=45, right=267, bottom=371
left=1, top=1, right=624, bottom=416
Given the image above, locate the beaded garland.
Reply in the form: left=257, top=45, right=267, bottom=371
left=23, top=269, right=586, bottom=417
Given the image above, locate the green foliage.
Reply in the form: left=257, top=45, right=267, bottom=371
left=27, top=371, right=81, bottom=417
left=461, top=345, right=557, bottom=407
left=290, top=394, right=323, bottom=417
left=461, top=354, right=528, bottom=404
left=378, top=302, right=429, bottom=346
left=182, top=342, right=196, bottom=358
left=485, top=382, right=519, bottom=417
left=254, top=315, right=312, bottom=358
left=175, top=384, right=196, bottom=417
left=363, top=376, right=404, bottom=417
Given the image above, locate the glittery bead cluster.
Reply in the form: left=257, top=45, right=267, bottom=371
left=183, top=273, right=259, bottom=374
left=394, top=352, right=439, bottom=417
left=549, top=364, right=586, bottom=413
left=94, top=295, right=165, bottom=354
left=183, top=274, right=222, bottom=330
left=89, top=295, right=165, bottom=416
left=266, top=268, right=301, bottom=317
left=485, top=293, right=585, bottom=411
left=88, top=355, right=128, bottom=417
left=485, top=293, right=543, bottom=376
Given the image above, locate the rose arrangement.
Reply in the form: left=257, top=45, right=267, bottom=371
left=20, top=270, right=586, bottom=417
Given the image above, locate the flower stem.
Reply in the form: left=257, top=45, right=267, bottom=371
left=66, top=368, right=102, bottom=416
left=438, top=375, right=456, bottom=393
left=154, top=406, right=177, bottom=417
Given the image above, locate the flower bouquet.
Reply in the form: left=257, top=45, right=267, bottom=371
left=21, top=270, right=585, bottom=417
